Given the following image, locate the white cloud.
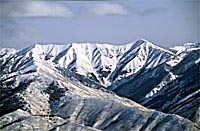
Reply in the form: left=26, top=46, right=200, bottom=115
left=1, top=1, right=73, bottom=18
left=89, top=3, right=129, bottom=16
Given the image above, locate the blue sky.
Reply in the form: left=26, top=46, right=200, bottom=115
left=0, top=0, right=199, bottom=49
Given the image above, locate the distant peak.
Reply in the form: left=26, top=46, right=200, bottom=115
left=140, top=38, right=151, bottom=42
left=130, top=38, right=157, bottom=48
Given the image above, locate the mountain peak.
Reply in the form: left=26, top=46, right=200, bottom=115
left=140, top=38, right=151, bottom=43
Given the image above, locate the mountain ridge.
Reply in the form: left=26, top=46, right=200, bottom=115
left=4, top=39, right=176, bottom=85
left=0, top=39, right=200, bottom=130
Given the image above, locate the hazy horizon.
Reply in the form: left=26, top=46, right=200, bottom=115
left=1, top=0, right=199, bottom=49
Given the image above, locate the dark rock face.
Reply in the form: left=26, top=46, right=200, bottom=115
left=108, top=50, right=200, bottom=127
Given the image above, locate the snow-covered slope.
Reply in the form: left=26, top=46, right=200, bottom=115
left=108, top=39, right=174, bottom=89
left=170, top=43, right=200, bottom=54
left=107, top=44, right=200, bottom=127
left=1, top=43, right=199, bottom=131
left=140, top=49, right=200, bottom=126
left=5, top=39, right=174, bottom=87
left=0, top=39, right=200, bottom=130
left=31, top=42, right=127, bottom=85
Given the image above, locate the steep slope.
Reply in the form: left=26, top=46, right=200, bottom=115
left=141, top=49, right=200, bottom=126
left=0, top=46, right=199, bottom=131
left=27, top=39, right=174, bottom=86
left=108, top=45, right=200, bottom=127
left=31, top=42, right=129, bottom=85
left=108, top=39, right=174, bottom=89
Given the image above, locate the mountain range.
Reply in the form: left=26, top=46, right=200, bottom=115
left=0, top=39, right=200, bottom=131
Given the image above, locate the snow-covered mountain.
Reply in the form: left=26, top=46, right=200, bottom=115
left=0, top=39, right=200, bottom=130
left=1, top=39, right=175, bottom=85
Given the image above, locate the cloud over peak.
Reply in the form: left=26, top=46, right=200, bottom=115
left=89, top=3, right=129, bottom=16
